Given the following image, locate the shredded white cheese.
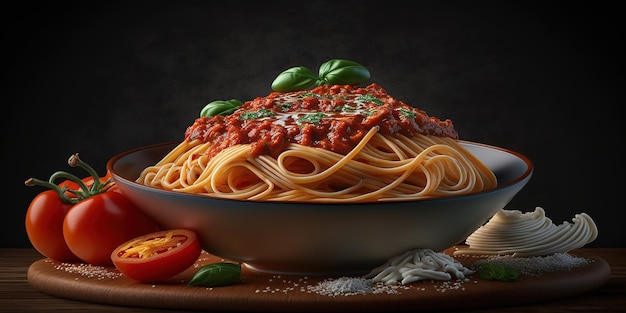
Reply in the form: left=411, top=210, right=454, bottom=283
left=363, top=249, right=473, bottom=285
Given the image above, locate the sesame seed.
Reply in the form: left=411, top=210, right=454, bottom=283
left=51, top=260, right=123, bottom=280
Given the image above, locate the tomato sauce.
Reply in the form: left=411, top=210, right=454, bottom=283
left=184, top=83, right=458, bottom=159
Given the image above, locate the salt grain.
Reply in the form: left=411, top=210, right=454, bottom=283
left=51, top=260, right=123, bottom=280
left=307, top=277, right=373, bottom=296
left=306, top=277, right=407, bottom=297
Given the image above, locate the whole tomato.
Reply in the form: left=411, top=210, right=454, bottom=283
left=25, top=189, right=80, bottom=262
left=63, top=191, right=161, bottom=266
left=25, top=153, right=160, bottom=265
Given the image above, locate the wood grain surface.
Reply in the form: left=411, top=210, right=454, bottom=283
left=20, top=247, right=612, bottom=312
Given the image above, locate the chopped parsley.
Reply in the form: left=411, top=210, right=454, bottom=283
left=300, top=93, right=333, bottom=99
left=334, top=105, right=356, bottom=112
left=297, top=112, right=328, bottom=124
left=399, top=108, right=416, bottom=118
left=239, top=108, right=275, bottom=120
left=363, top=109, right=377, bottom=116
left=355, top=94, right=384, bottom=105
left=279, top=102, right=292, bottom=112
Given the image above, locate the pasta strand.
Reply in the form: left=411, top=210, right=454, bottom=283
left=136, top=127, right=497, bottom=203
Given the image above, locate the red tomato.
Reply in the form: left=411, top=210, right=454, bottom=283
left=111, top=229, right=202, bottom=283
left=25, top=190, right=80, bottom=262
left=63, top=191, right=161, bottom=266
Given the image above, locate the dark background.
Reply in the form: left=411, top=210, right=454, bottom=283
left=3, top=1, right=622, bottom=248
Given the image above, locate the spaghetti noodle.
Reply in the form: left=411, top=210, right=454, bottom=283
left=136, top=83, right=497, bottom=202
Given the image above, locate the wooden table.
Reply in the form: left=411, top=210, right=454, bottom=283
left=1, top=248, right=625, bottom=312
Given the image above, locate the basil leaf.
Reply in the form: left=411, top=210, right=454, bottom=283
left=271, top=60, right=371, bottom=92
left=478, top=263, right=519, bottom=282
left=201, top=99, right=243, bottom=117
left=317, top=59, right=370, bottom=86
left=271, top=66, right=317, bottom=92
left=503, top=267, right=520, bottom=281
left=188, top=262, right=242, bottom=287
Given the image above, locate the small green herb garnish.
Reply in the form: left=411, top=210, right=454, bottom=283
left=279, top=102, right=293, bottom=112
left=297, top=112, right=328, bottom=124
left=188, top=262, right=242, bottom=287
left=478, top=263, right=519, bottom=282
left=300, top=93, right=333, bottom=99
left=355, top=94, right=384, bottom=105
left=239, top=108, right=275, bottom=120
left=399, top=108, right=416, bottom=118
left=334, top=105, right=356, bottom=112
left=363, top=109, right=377, bottom=116
left=300, top=92, right=317, bottom=98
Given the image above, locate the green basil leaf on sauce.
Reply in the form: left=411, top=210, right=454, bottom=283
left=201, top=99, right=243, bottom=117
left=188, top=262, right=242, bottom=287
left=271, top=66, right=317, bottom=92
left=317, top=59, right=370, bottom=86
left=271, top=59, right=371, bottom=92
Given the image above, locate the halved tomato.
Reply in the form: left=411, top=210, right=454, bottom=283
left=111, top=229, right=202, bottom=283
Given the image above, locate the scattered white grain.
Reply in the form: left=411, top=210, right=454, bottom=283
left=307, top=277, right=373, bottom=296
left=434, top=278, right=470, bottom=292
left=306, top=277, right=408, bottom=297
left=51, top=260, right=123, bottom=280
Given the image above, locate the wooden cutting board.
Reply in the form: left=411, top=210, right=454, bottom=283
left=27, top=247, right=610, bottom=312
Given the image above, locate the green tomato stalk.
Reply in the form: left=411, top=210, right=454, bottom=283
left=25, top=153, right=114, bottom=205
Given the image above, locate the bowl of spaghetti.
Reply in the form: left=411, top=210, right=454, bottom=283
left=108, top=80, right=533, bottom=275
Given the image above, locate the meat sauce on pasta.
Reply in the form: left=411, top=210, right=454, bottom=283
left=137, top=83, right=497, bottom=202
left=185, top=83, right=458, bottom=159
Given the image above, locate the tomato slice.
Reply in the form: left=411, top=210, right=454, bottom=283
left=111, top=229, right=202, bottom=283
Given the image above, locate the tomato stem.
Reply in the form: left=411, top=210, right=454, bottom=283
left=68, top=153, right=102, bottom=190
left=25, top=177, right=75, bottom=204
left=49, top=170, right=90, bottom=195
left=25, top=153, right=114, bottom=204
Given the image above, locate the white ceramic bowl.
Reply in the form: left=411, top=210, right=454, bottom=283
left=108, top=141, right=532, bottom=275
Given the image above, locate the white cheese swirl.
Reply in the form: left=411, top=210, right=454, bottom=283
left=453, top=207, right=598, bottom=257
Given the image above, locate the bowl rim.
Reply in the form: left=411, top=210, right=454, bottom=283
left=107, top=140, right=533, bottom=206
